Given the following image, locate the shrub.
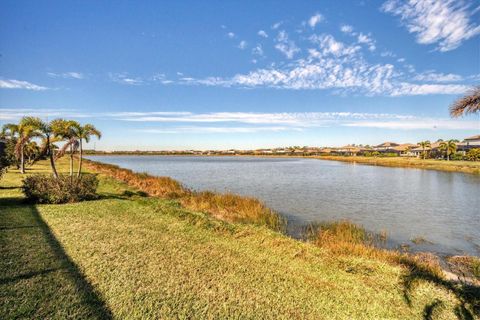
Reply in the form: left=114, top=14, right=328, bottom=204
left=450, top=152, right=464, bottom=161
left=22, top=174, right=99, bottom=204
left=466, top=148, right=480, bottom=161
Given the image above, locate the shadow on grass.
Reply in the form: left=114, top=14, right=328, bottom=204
left=0, top=199, right=113, bottom=319
left=400, top=259, right=480, bottom=319
left=0, top=186, right=20, bottom=190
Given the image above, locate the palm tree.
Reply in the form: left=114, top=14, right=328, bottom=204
left=418, top=140, right=431, bottom=160
left=1, top=117, right=39, bottom=174
left=52, top=119, right=80, bottom=176
left=24, top=141, right=40, bottom=165
left=29, top=118, right=60, bottom=178
left=72, top=123, right=101, bottom=177
left=450, top=86, right=480, bottom=117
left=439, top=140, right=457, bottom=161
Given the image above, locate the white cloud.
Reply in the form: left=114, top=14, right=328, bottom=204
left=274, top=31, right=300, bottom=59
left=139, top=126, right=300, bottom=134
left=390, top=83, right=470, bottom=96
left=252, top=44, right=264, bottom=56
left=110, top=73, right=143, bottom=85
left=238, top=40, right=248, bottom=50
left=0, top=108, right=90, bottom=120
left=227, top=32, right=235, bottom=38
left=344, top=119, right=480, bottom=130
left=340, top=24, right=354, bottom=34
left=117, top=111, right=417, bottom=125
left=47, top=72, right=84, bottom=79
left=258, top=30, right=268, bottom=38
left=380, top=50, right=396, bottom=58
left=308, top=13, right=324, bottom=28
left=357, top=33, right=376, bottom=51
left=0, top=79, right=48, bottom=91
left=272, top=21, right=283, bottom=29
left=3, top=108, right=474, bottom=133
left=179, top=30, right=471, bottom=96
left=310, top=34, right=361, bottom=57
left=382, top=0, right=480, bottom=51
left=413, top=71, right=463, bottom=82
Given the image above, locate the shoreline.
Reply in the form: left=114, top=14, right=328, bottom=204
left=83, top=157, right=479, bottom=258
left=2, top=158, right=479, bottom=318
left=86, top=153, right=480, bottom=175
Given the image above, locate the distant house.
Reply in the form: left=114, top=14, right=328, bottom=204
left=409, top=142, right=443, bottom=158
left=318, top=148, right=333, bottom=154
left=293, top=149, right=305, bottom=155
left=392, top=143, right=417, bottom=156
left=273, top=148, right=287, bottom=154
left=334, top=145, right=361, bottom=156
left=254, top=149, right=273, bottom=155
left=457, top=135, right=480, bottom=154
left=373, top=142, right=400, bottom=152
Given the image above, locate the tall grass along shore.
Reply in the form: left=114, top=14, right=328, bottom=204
left=315, top=155, right=480, bottom=175
left=1, top=159, right=479, bottom=319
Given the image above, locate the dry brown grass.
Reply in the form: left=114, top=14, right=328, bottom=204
left=304, top=221, right=444, bottom=277
left=181, top=191, right=286, bottom=231
left=83, top=159, right=285, bottom=231
left=84, top=159, right=187, bottom=198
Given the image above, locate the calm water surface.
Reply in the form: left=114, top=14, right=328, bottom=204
left=88, top=155, right=480, bottom=256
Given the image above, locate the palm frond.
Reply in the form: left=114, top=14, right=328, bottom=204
left=450, top=86, right=480, bottom=117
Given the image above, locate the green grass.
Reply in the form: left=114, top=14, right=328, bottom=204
left=1, top=160, right=477, bottom=319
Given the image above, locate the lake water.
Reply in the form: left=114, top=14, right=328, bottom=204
left=87, top=155, right=480, bottom=256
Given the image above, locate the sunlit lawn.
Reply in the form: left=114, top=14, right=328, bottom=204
left=0, top=159, right=465, bottom=319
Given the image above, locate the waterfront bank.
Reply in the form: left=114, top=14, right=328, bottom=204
left=1, top=159, right=478, bottom=319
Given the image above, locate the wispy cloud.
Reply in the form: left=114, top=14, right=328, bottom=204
left=344, top=119, right=480, bottom=130
left=0, top=79, right=48, bottom=91
left=0, top=108, right=90, bottom=120
left=238, top=40, right=248, bottom=50
left=227, top=32, right=235, bottom=38
left=258, top=30, right=268, bottom=38
left=274, top=30, right=300, bottom=59
left=2, top=108, right=475, bottom=132
left=138, top=126, right=299, bottom=134
left=308, top=13, right=324, bottom=28
left=183, top=29, right=472, bottom=96
left=47, top=72, right=84, bottom=79
left=382, top=0, right=480, bottom=51
left=413, top=71, right=463, bottom=82
left=357, top=33, right=376, bottom=51
left=117, top=111, right=417, bottom=125
left=340, top=24, right=354, bottom=34
left=271, top=21, right=283, bottom=30
left=109, top=73, right=143, bottom=85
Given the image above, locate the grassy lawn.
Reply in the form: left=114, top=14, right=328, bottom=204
left=315, top=155, right=480, bottom=175
left=0, top=159, right=474, bottom=319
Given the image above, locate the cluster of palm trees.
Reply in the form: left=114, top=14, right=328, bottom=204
left=417, top=139, right=458, bottom=161
left=1, top=117, right=101, bottom=178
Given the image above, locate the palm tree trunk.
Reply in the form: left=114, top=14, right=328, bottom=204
left=77, top=139, right=83, bottom=177
left=20, top=146, right=25, bottom=174
left=47, top=136, right=59, bottom=179
left=69, top=144, right=73, bottom=176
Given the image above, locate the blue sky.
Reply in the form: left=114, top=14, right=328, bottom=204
left=1, top=0, right=479, bottom=150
